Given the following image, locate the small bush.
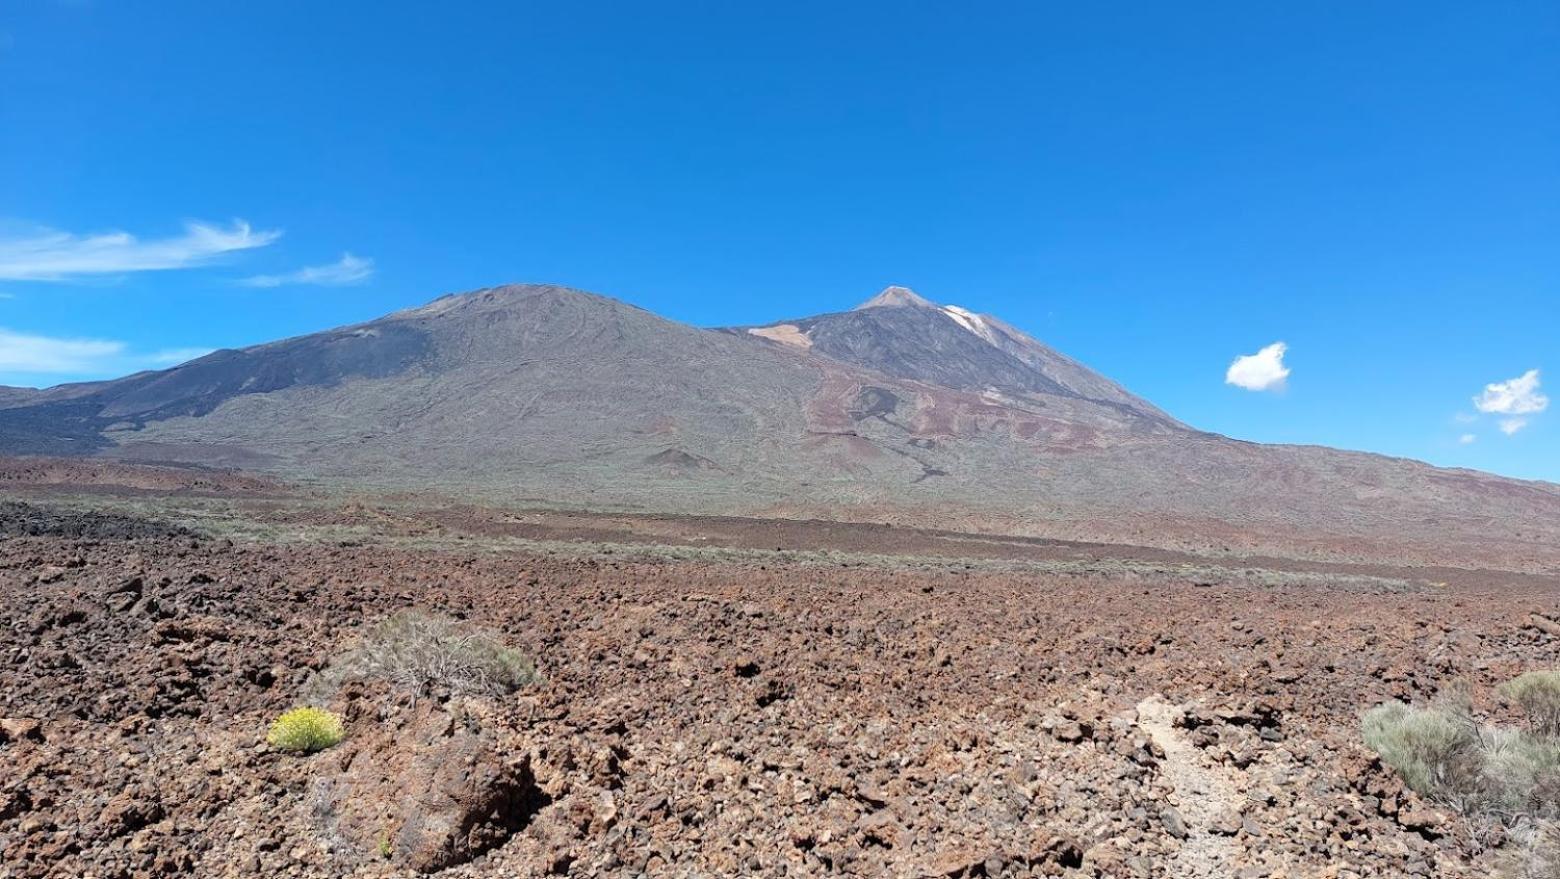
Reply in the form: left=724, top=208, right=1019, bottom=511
left=1362, top=700, right=1486, bottom=809
left=267, top=706, right=344, bottom=753
left=1366, top=674, right=1560, bottom=876
left=313, top=611, right=537, bottom=699
left=1497, top=821, right=1560, bottom=879
left=1502, top=672, right=1560, bottom=739
left=1483, top=727, right=1560, bottom=816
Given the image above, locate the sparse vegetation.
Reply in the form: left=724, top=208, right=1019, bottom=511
left=1497, top=821, right=1560, bottom=879
left=1362, top=696, right=1485, bottom=810
left=1364, top=673, right=1560, bottom=875
left=312, top=611, right=537, bottom=699
left=1502, top=672, right=1560, bottom=739
left=267, top=706, right=345, bottom=753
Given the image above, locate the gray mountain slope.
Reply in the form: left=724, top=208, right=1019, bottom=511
left=731, top=286, right=1182, bottom=430
left=0, top=283, right=1556, bottom=569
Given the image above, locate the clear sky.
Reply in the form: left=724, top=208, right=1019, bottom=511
left=1, top=2, right=1555, bottom=481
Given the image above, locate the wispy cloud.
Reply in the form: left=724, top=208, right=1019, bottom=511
left=0, top=220, right=280, bottom=281
left=1499, top=418, right=1529, bottom=436
left=1225, top=341, right=1290, bottom=392
left=239, top=252, right=374, bottom=288
left=1458, top=433, right=1477, bottom=445
left=0, top=328, right=211, bottom=382
left=146, top=347, right=215, bottom=367
left=0, top=327, right=124, bottom=373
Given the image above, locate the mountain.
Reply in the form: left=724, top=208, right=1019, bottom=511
left=1, top=282, right=1558, bottom=569
left=729, top=285, right=1182, bottom=432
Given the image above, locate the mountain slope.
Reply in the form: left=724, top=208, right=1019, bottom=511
left=0, top=282, right=1556, bottom=570
left=730, top=286, right=1182, bottom=431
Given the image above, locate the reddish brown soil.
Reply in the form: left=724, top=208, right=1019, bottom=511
left=284, top=501, right=1560, bottom=592
left=3, top=505, right=1558, bottom=877
left=0, top=456, right=282, bottom=496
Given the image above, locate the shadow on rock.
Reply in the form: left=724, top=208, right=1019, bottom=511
left=310, top=696, right=550, bottom=873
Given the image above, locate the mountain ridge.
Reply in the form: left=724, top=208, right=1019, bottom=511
left=0, top=282, right=1556, bottom=570
left=730, top=286, right=1183, bottom=430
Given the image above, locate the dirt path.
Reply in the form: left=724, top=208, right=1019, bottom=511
left=1137, top=695, right=1243, bottom=878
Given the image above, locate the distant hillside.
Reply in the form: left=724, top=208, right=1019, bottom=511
left=0, top=283, right=1556, bottom=570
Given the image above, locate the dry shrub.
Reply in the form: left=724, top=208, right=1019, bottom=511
left=1365, top=672, right=1560, bottom=877
left=313, top=611, right=537, bottom=699
left=1503, top=672, right=1560, bottom=740
left=1484, top=729, right=1560, bottom=819
left=1362, top=699, right=1486, bottom=810
left=1497, top=821, right=1560, bottom=879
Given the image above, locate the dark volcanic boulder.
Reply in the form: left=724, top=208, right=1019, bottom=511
left=311, top=699, right=548, bottom=873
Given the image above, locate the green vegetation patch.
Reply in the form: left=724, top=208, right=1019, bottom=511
left=267, top=706, right=345, bottom=753
left=1363, top=673, right=1560, bottom=877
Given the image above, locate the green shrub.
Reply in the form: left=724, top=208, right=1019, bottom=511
left=1482, top=727, right=1560, bottom=815
left=1502, top=672, right=1560, bottom=739
left=1362, top=700, right=1485, bottom=808
left=267, top=706, right=344, bottom=753
left=1366, top=674, right=1560, bottom=876
left=312, top=611, right=537, bottom=699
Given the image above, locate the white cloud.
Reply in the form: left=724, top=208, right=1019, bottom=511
left=1499, top=418, right=1529, bottom=436
left=0, top=328, right=213, bottom=381
left=1226, top=341, right=1290, bottom=392
left=0, top=220, right=280, bottom=281
left=239, top=252, right=373, bottom=288
left=146, top=347, right=215, bottom=367
left=1458, top=433, right=1477, bottom=445
left=0, top=327, right=125, bottom=373
left=1474, top=369, right=1548, bottom=416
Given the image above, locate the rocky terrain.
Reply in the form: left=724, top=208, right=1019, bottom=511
left=0, top=457, right=280, bottom=496
left=2, top=282, right=1556, bottom=877
left=4, top=501, right=1558, bottom=878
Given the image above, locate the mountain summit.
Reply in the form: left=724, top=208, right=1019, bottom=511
left=1, top=282, right=1556, bottom=567
left=737, top=287, right=1179, bottom=428
left=854, top=285, right=938, bottom=310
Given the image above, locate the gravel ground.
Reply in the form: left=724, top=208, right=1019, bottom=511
left=2, top=508, right=1558, bottom=877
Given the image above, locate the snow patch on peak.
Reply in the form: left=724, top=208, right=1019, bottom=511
left=941, top=305, right=1004, bottom=347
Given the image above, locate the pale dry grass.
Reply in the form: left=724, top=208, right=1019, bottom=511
left=310, top=611, right=537, bottom=699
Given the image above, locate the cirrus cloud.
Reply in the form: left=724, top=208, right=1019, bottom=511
left=145, top=347, right=216, bottom=367
left=0, top=220, right=280, bottom=281
left=0, top=327, right=125, bottom=373
left=239, top=252, right=374, bottom=288
left=0, top=327, right=211, bottom=382
left=1226, top=341, right=1290, bottom=392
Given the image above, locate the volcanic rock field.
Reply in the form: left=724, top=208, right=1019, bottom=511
left=4, top=501, right=1557, bottom=878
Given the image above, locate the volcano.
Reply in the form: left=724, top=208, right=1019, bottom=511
left=1, top=283, right=1556, bottom=569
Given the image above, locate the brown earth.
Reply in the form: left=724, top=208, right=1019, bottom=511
left=0, top=456, right=282, bottom=496
left=3, top=501, right=1558, bottom=877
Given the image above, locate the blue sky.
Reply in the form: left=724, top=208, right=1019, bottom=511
left=1, top=2, right=1555, bottom=481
